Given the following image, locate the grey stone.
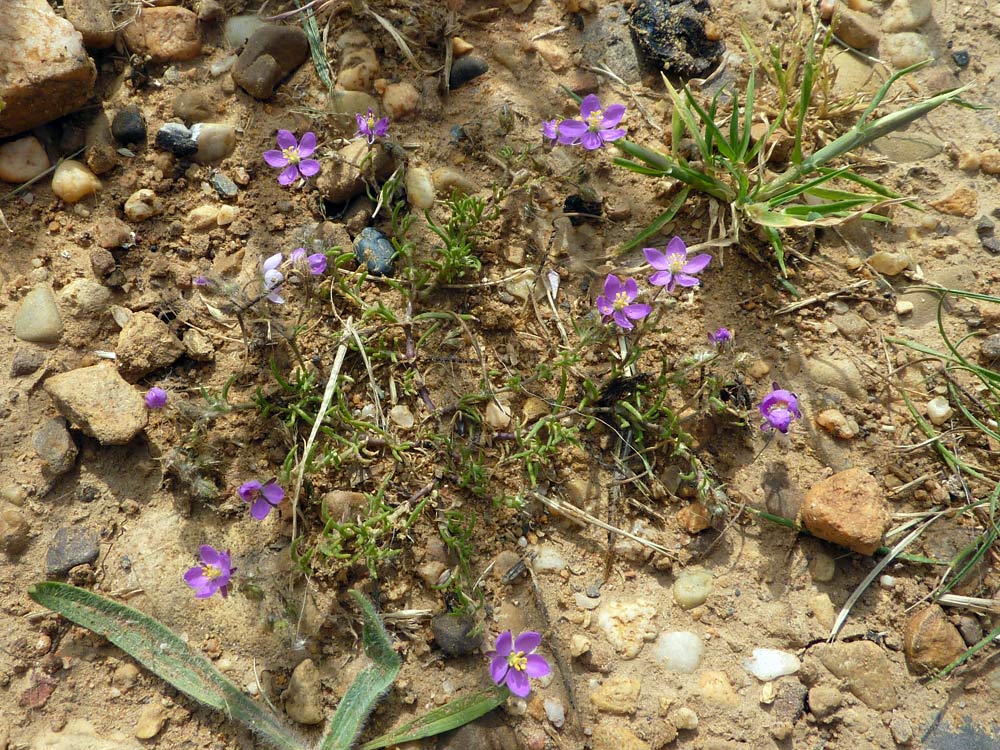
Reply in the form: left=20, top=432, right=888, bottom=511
left=439, top=714, right=523, bottom=750
left=173, top=89, right=215, bottom=124
left=59, top=277, right=111, bottom=317
left=232, top=26, right=308, bottom=100
left=43, top=363, right=148, bottom=444
left=14, top=284, right=63, bottom=344
left=582, top=3, right=643, bottom=83
left=111, top=106, right=147, bottom=145
left=210, top=172, right=239, bottom=198
left=981, top=334, right=1000, bottom=361
left=156, top=123, right=198, bottom=157
left=223, top=14, right=268, bottom=49
left=46, top=526, right=100, bottom=576
left=354, top=227, right=396, bottom=277
left=64, top=0, right=115, bottom=49
left=802, top=356, right=865, bottom=399
left=431, top=613, right=482, bottom=657
left=10, top=348, right=45, bottom=377
left=191, top=122, right=236, bottom=164
left=449, top=57, right=489, bottom=89
left=33, top=418, right=78, bottom=476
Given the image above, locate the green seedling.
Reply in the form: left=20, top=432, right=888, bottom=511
left=29, top=583, right=506, bottom=750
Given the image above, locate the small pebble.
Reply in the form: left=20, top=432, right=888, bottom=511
left=431, top=613, right=481, bottom=657
left=14, top=284, right=63, bottom=343
left=449, top=56, right=489, bottom=89
left=51, top=160, right=101, bottom=202
left=0, top=136, right=50, bottom=183
left=354, top=227, right=396, bottom=276
left=543, top=697, right=565, bottom=728
left=925, top=396, right=953, bottom=426
left=896, top=300, right=914, bottom=315
left=134, top=702, right=168, bottom=739
left=952, top=50, right=970, bottom=67
left=0, top=509, right=31, bottom=555
left=173, top=89, right=216, bottom=124
left=405, top=165, right=435, bottom=210
left=382, top=81, right=420, bottom=120
left=210, top=172, right=239, bottom=198
left=672, top=569, right=713, bottom=609
left=156, top=123, right=198, bottom=157
left=653, top=631, right=704, bottom=674
left=191, top=123, right=236, bottom=163
left=389, top=404, right=414, bottom=429
left=744, top=648, right=800, bottom=681
left=867, top=250, right=911, bottom=275
left=111, top=106, right=147, bottom=145
left=124, top=189, right=162, bottom=221
left=216, top=205, right=239, bottom=226
left=879, top=575, right=896, bottom=588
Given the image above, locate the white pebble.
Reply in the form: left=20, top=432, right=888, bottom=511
left=191, top=123, right=237, bottom=164
left=51, top=160, right=101, bottom=203
left=925, top=396, right=953, bottom=426
left=405, top=165, right=435, bottom=210
left=544, top=697, right=565, bottom=728
left=532, top=544, right=567, bottom=573
left=0, top=136, right=50, bottom=183
left=124, top=189, right=162, bottom=221
left=879, top=575, right=896, bottom=588
left=389, top=404, right=415, bottom=429
left=743, top=648, right=800, bottom=681
left=653, top=631, right=704, bottom=674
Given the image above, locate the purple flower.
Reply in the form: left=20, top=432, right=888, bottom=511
left=355, top=109, right=390, bottom=145
left=263, top=130, right=321, bottom=186
left=644, top=236, right=712, bottom=292
left=144, top=387, right=168, bottom=409
left=290, top=247, right=306, bottom=263
left=759, top=383, right=802, bottom=434
left=262, top=252, right=285, bottom=304
left=556, top=94, right=626, bottom=150
left=306, top=253, right=327, bottom=275
left=709, top=327, right=733, bottom=348
left=239, top=479, right=286, bottom=520
left=184, top=545, right=234, bottom=599
left=193, top=274, right=211, bottom=287
left=541, top=119, right=559, bottom=145
left=596, top=274, right=651, bottom=331
left=487, top=630, right=551, bottom=698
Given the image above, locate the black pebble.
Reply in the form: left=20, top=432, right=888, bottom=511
left=563, top=194, right=603, bottom=226
left=111, top=105, right=147, bottom=145
left=628, top=0, right=725, bottom=79
left=952, top=50, right=970, bottom=67
left=431, top=613, right=482, bottom=657
left=449, top=57, right=489, bottom=89
left=155, top=122, right=198, bottom=157
left=354, top=227, right=396, bottom=276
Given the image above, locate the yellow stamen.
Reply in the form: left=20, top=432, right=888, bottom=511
left=201, top=564, right=222, bottom=581
left=281, top=146, right=300, bottom=164
left=612, top=291, right=630, bottom=311
left=507, top=651, right=528, bottom=672
left=587, top=109, right=605, bottom=130
left=666, top=253, right=686, bottom=273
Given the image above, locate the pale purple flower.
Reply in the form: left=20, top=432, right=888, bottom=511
left=262, top=252, right=285, bottom=304
left=644, top=236, right=712, bottom=292
left=541, top=119, right=559, bottom=145
left=193, top=274, right=211, bottom=287
left=556, top=94, right=626, bottom=150
left=290, top=247, right=306, bottom=263
left=263, top=130, right=321, bottom=186
left=184, top=545, right=233, bottom=599
left=355, top=109, right=390, bottom=145
left=487, top=630, right=551, bottom=698
left=239, top=479, right=285, bottom=520
left=596, top=274, right=651, bottom=331
left=759, top=383, right=802, bottom=434
left=306, top=253, right=327, bottom=275
left=709, top=327, right=733, bottom=348
left=144, top=387, right=168, bottom=409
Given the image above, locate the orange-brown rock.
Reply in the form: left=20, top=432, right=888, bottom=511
left=123, top=7, right=201, bottom=62
left=800, top=467, right=889, bottom=555
left=929, top=186, right=977, bottom=218
left=903, top=605, right=966, bottom=673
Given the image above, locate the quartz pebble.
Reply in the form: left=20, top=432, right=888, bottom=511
left=389, top=404, right=414, bottom=429
left=882, top=32, right=933, bottom=69
left=672, top=568, right=713, bottom=609
left=544, top=697, right=565, bottom=728
left=405, top=166, right=435, bottom=210
left=192, top=123, right=236, bottom=163
left=596, top=599, right=658, bottom=658
left=0, top=136, right=50, bottom=183
left=867, top=250, right=911, bottom=275
left=653, top=631, right=704, bottom=674
left=744, top=648, right=800, bottom=681
left=124, top=189, right=162, bottom=221
left=52, top=159, right=101, bottom=202
left=532, top=544, right=567, bottom=572
left=925, top=396, right=953, bottom=426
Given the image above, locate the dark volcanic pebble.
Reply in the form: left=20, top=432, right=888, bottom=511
left=563, top=194, right=603, bottom=226
left=210, top=172, right=239, bottom=198
left=111, top=106, right=147, bottom=145
left=449, top=57, right=489, bottom=89
left=628, top=0, right=725, bottom=79
left=431, top=613, right=482, bottom=657
left=952, top=50, right=970, bottom=67
left=155, top=123, right=198, bottom=157
left=354, top=227, right=396, bottom=276
left=46, top=526, right=100, bottom=577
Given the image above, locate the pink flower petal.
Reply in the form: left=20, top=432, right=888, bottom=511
left=666, top=235, right=687, bottom=256
left=623, top=277, right=639, bottom=300
left=514, top=631, right=541, bottom=653
left=278, top=164, right=299, bottom=185
left=649, top=270, right=673, bottom=287
left=505, top=669, right=531, bottom=698
left=250, top=497, right=272, bottom=520
left=494, top=630, right=514, bottom=657
left=298, top=131, right=317, bottom=156
left=613, top=310, right=634, bottom=330
left=262, top=481, right=285, bottom=505
left=298, top=159, right=321, bottom=177
left=643, top=247, right=669, bottom=270
left=524, top=654, right=551, bottom=678
left=579, top=94, right=601, bottom=120
left=624, top=303, right=651, bottom=319
left=603, top=274, right=621, bottom=298
left=681, top=253, right=712, bottom=274
left=490, top=656, right=509, bottom=685
left=674, top=274, right=701, bottom=288
left=263, top=150, right=289, bottom=167
left=199, top=545, right=220, bottom=565
left=599, top=127, right=626, bottom=142
left=600, top=103, right=626, bottom=127
left=276, top=129, right=297, bottom=150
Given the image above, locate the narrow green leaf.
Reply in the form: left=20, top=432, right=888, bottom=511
left=357, top=687, right=508, bottom=750
left=28, top=582, right=303, bottom=750
left=738, top=70, right=756, bottom=161
left=320, top=591, right=401, bottom=750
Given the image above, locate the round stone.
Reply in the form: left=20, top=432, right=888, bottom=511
left=0, top=136, right=50, bottom=183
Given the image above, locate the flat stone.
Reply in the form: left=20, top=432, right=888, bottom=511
left=0, top=136, right=50, bottom=183
left=59, top=277, right=111, bottom=317
left=282, top=659, right=324, bottom=725
left=832, top=7, right=879, bottom=49
left=10, top=348, right=46, bottom=377
left=803, top=356, right=865, bottom=399
left=0, top=0, right=97, bottom=138
left=930, top=186, right=977, bottom=218
left=903, top=605, right=966, bottom=673
left=14, top=284, right=63, bottom=343
left=133, top=702, right=168, bottom=739
left=815, top=641, right=898, bottom=710
left=116, top=311, right=185, bottom=381
left=43, top=363, right=148, bottom=445
left=590, top=675, right=641, bottom=714
left=84, top=109, right=118, bottom=175
left=64, top=0, right=115, bottom=49
left=232, top=26, right=308, bottom=99
left=431, top=613, right=481, bottom=657
left=582, top=4, right=643, bottom=83
left=801, top=467, right=889, bottom=555
left=30, top=718, right=142, bottom=750
left=46, top=526, right=99, bottom=576
left=317, top=140, right=397, bottom=204
left=123, top=6, right=201, bottom=62
left=596, top=599, right=658, bottom=658
left=33, top=417, right=78, bottom=477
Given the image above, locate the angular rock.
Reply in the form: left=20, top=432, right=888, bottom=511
left=123, top=6, right=202, bottom=62
left=14, top=284, right=63, bottom=344
left=903, top=605, right=966, bottom=673
left=10, top=348, right=46, bottom=377
left=628, top=0, right=725, bottom=78
left=431, top=613, right=482, bottom=657
left=95, top=216, right=134, bottom=248
left=232, top=26, right=308, bottom=99
left=43, top=363, right=148, bottom=444
left=155, top=123, right=198, bottom=157
left=930, top=186, right=977, bottom=218
left=59, top=277, right=111, bottom=317
left=282, top=659, right=324, bottom=724
left=33, top=417, right=78, bottom=477
left=591, top=721, right=651, bottom=750
left=800, top=467, right=889, bottom=555
left=84, top=109, right=118, bottom=175
left=815, top=641, right=898, bottom=710
left=0, top=0, right=97, bottom=138
left=317, top=140, right=397, bottom=204
left=582, top=3, right=643, bottom=83
left=134, top=702, right=168, bottom=739
left=590, top=675, right=641, bottom=714
left=64, top=0, right=115, bottom=50
left=0, top=136, right=50, bottom=183
left=116, top=311, right=185, bottom=381
left=596, top=599, right=658, bottom=658
left=46, top=526, right=100, bottom=576
left=832, top=8, right=879, bottom=49
left=111, top=106, right=147, bottom=146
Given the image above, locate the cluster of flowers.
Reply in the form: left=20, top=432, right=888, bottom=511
left=261, top=247, right=328, bottom=304
left=596, top=236, right=713, bottom=331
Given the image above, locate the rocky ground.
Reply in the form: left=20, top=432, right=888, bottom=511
left=2, top=0, right=1000, bottom=749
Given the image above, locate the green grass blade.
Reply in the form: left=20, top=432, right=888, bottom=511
left=320, top=591, right=401, bottom=750
left=763, top=226, right=787, bottom=275
left=792, top=47, right=816, bottom=164
left=738, top=70, right=756, bottom=161
left=684, top=85, right=735, bottom=162
left=28, top=582, right=303, bottom=750
left=297, top=1, right=334, bottom=95
left=618, top=187, right=691, bottom=252
left=664, top=78, right=711, bottom=158
left=357, top=687, right=508, bottom=750
left=764, top=166, right=853, bottom=205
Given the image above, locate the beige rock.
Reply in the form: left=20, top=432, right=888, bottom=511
left=596, top=600, right=658, bottom=659
left=815, top=640, right=898, bottom=710
left=123, top=6, right=201, bottom=62
left=0, top=0, right=97, bottom=138
left=815, top=409, right=859, bottom=439
left=590, top=721, right=650, bottom=750
left=590, top=676, right=640, bottom=714
left=188, top=205, right=220, bottom=230
left=0, top=136, right=50, bottom=183
left=124, top=188, right=162, bottom=221
left=698, top=670, right=739, bottom=705
left=134, top=702, right=168, bottom=739
left=43, top=363, right=148, bottom=444
left=381, top=82, right=420, bottom=121
left=485, top=399, right=512, bottom=430
left=116, top=312, right=185, bottom=381
left=808, top=685, right=843, bottom=719
left=0, top=509, right=31, bottom=555
left=51, top=160, right=101, bottom=203
left=810, top=593, right=836, bottom=629
left=451, top=36, right=474, bottom=55
left=882, top=32, right=933, bottom=70
left=522, top=397, right=549, bottom=423
left=432, top=167, right=479, bottom=197
left=808, top=551, right=836, bottom=582
left=64, top=0, right=115, bottom=49
left=283, top=658, right=324, bottom=724
left=14, top=284, right=63, bottom=343
left=316, top=140, right=397, bottom=204
left=930, top=186, right=977, bottom=217
left=832, top=8, right=879, bottom=49
left=337, top=31, right=378, bottom=91
left=801, top=467, right=889, bottom=555
left=322, top=490, right=367, bottom=521
left=980, top=148, right=1000, bottom=175
left=881, top=0, right=931, bottom=32
left=867, top=250, right=912, bottom=275
left=31, top=718, right=141, bottom=750
left=903, top=605, right=966, bottom=673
